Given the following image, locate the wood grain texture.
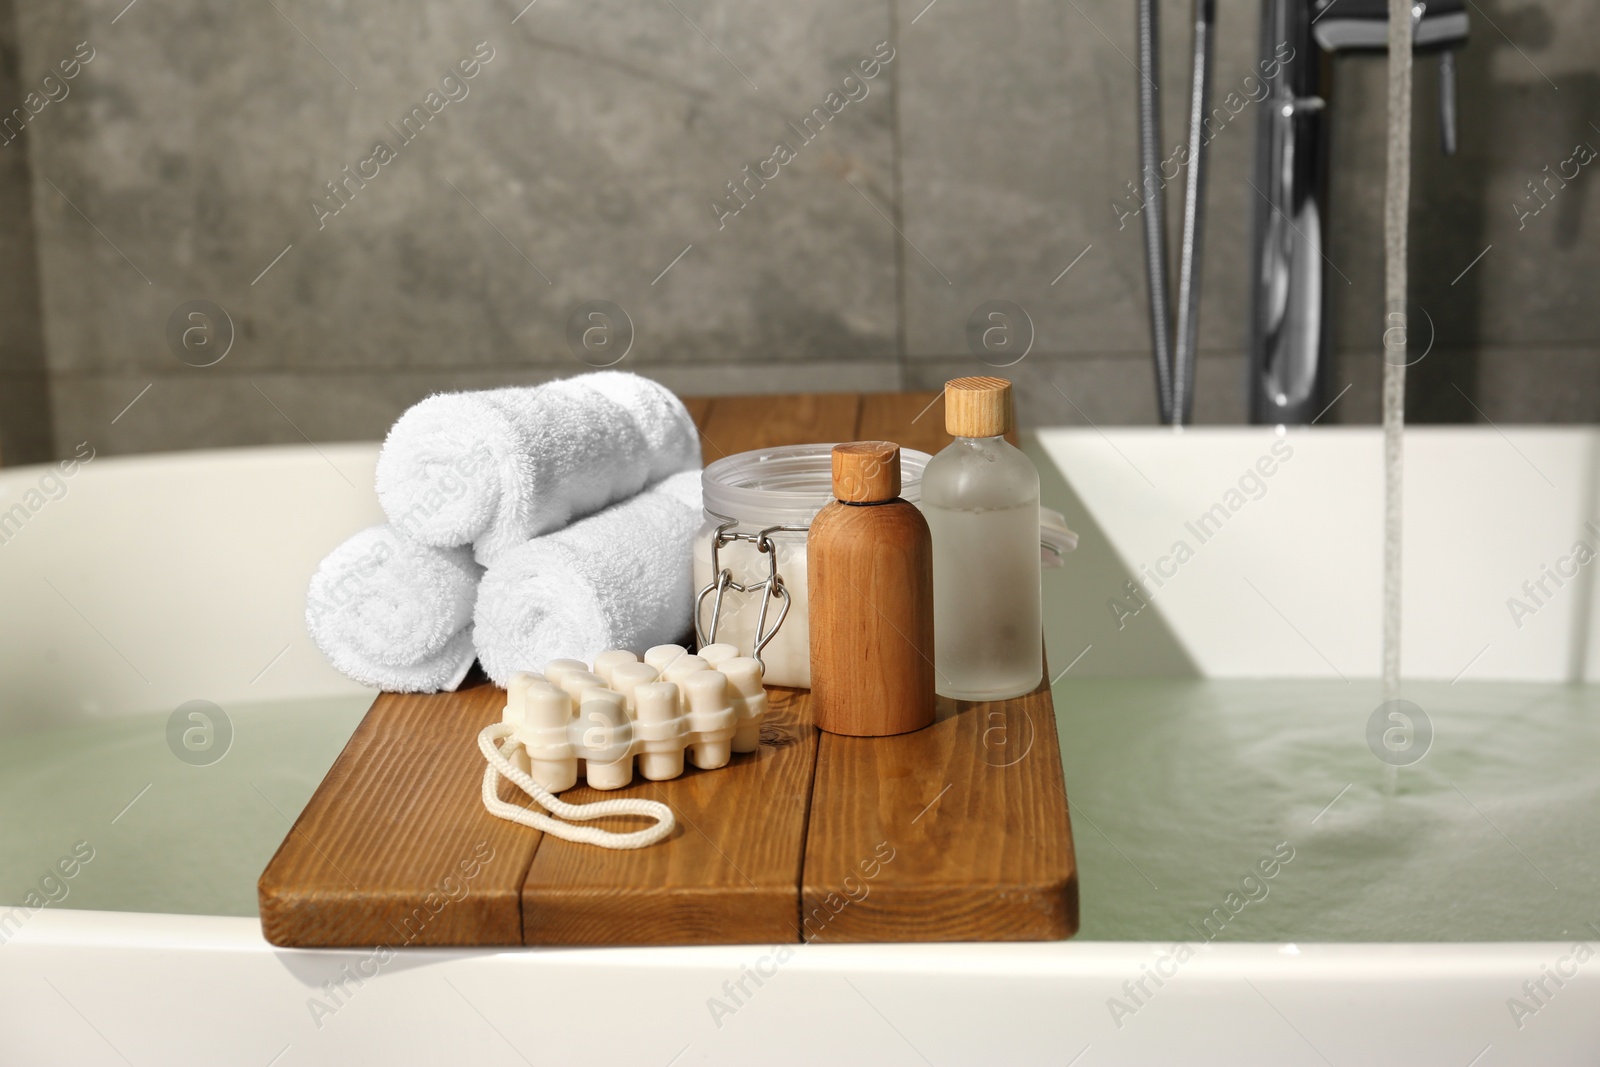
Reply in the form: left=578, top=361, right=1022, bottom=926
left=261, top=392, right=1077, bottom=947
left=258, top=682, right=537, bottom=947
left=520, top=686, right=817, bottom=945
left=857, top=390, right=1019, bottom=454
left=801, top=668, right=1078, bottom=943
left=694, top=393, right=861, bottom=460
left=944, top=376, right=1015, bottom=438
left=679, top=394, right=714, bottom=432
left=807, top=498, right=935, bottom=737
left=857, top=391, right=953, bottom=457
left=830, top=440, right=900, bottom=503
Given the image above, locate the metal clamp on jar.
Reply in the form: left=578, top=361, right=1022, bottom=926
left=695, top=520, right=805, bottom=671
left=694, top=444, right=933, bottom=689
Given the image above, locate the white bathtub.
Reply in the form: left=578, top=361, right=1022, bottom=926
left=1, top=429, right=1595, bottom=1066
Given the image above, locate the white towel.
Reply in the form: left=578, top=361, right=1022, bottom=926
left=374, top=372, right=701, bottom=566
left=306, top=525, right=481, bottom=692
left=474, top=470, right=702, bottom=686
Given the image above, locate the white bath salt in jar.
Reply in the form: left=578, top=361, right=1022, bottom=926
left=695, top=443, right=931, bottom=689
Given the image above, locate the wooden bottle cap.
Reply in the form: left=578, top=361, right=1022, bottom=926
left=831, top=441, right=901, bottom=503
left=945, top=376, right=1014, bottom=437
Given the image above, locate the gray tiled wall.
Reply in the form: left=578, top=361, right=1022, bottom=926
left=0, top=0, right=51, bottom=464
left=3, top=0, right=1598, bottom=460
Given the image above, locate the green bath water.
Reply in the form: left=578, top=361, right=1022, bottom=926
left=1056, top=678, right=1600, bottom=943
left=2, top=681, right=1596, bottom=942
left=0, top=695, right=371, bottom=919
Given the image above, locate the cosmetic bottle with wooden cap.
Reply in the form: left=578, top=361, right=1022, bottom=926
left=807, top=442, right=935, bottom=736
left=923, top=377, right=1042, bottom=700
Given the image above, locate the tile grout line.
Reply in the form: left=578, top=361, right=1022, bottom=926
left=886, top=0, right=909, bottom=390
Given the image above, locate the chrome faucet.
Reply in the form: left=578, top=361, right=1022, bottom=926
left=1246, top=0, right=1469, bottom=424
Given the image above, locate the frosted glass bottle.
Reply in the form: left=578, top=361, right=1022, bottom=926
left=921, top=377, right=1042, bottom=700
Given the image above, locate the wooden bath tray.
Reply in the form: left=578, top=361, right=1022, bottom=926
left=258, top=391, right=1077, bottom=947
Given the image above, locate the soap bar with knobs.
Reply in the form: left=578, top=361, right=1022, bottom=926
left=807, top=441, right=935, bottom=736
left=645, top=643, right=691, bottom=672
left=499, top=646, right=769, bottom=792
left=592, top=649, right=640, bottom=687
left=664, top=654, right=711, bottom=686
left=698, top=642, right=739, bottom=668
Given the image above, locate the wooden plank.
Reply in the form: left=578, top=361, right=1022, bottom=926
left=521, top=686, right=817, bottom=945
left=679, top=394, right=715, bottom=434
left=260, top=392, right=1076, bottom=948
left=857, top=391, right=952, bottom=457
left=694, top=393, right=862, bottom=460
left=258, top=682, right=538, bottom=947
left=518, top=391, right=852, bottom=943
left=801, top=670, right=1078, bottom=943
left=858, top=389, right=1020, bottom=454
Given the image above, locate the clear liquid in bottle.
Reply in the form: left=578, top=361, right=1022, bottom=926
left=922, top=377, right=1042, bottom=701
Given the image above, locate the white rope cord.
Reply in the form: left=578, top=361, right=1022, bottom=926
left=477, top=722, right=675, bottom=849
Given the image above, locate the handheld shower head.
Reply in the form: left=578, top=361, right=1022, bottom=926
left=1136, top=0, right=1217, bottom=427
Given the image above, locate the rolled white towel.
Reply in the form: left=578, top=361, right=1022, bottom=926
left=306, top=525, right=482, bottom=692
left=375, top=372, right=700, bottom=566
left=474, top=470, right=702, bottom=686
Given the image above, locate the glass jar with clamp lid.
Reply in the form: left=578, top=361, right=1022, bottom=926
left=695, top=443, right=932, bottom=688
